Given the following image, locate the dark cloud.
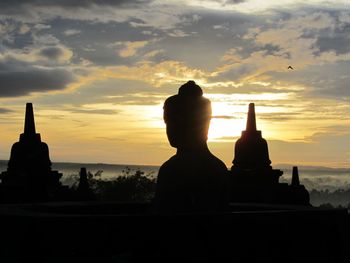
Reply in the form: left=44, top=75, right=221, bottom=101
left=0, top=108, right=14, bottom=113
left=225, top=0, right=246, bottom=3
left=0, top=59, right=75, bottom=97
left=152, top=9, right=255, bottom=70
left=52, top=20, right=154, bottom=66
left=35, top=78, right=170, bottom=108
left=313, top=33, right=350, bottom=55
left=48, top=114, right=66, bottom=120
left=268, top=131, right=350, bottom=166
left=68, top=108, right=119, bottom=115
left=82, top=79, right=160, bottom=97
left=0, top=69, right=74, bottom=97
left=0, top=0, right=155, bottom=25
left=38, top=46, right=65, bottom=60
left=0, top=0, right=153, bottom=9
left=316, top=78, right=350, bottom=99
left=259, top=44, right=288, bottom=57
left=300, top=14, right=350, bottom=56
left=120, top=98, right=161, bottom=106
left=318, top=125, right=350, bottom=133
left=204, top=82, right=296, bottom=95
left=258, top=112, right=299, bottom=122
left=78, top=48, right=126, bottom=66
left=210, top=64, right=257, bottom=82
left=267, top=61, right=350, bottom=100
left=212, top=115, right=238, bottom=119
left=211, top=135, right=239, bottom=141
left=210, top=0, right=246, bottom=4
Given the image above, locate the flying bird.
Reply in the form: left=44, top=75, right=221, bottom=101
left=288, top=65, right=294, bottom=70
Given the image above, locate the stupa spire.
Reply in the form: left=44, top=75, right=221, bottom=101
left=292, top=166, right=300, bottom=186
left=24, top=103, right=36, bottom=135
left=246, top=103, right=257, bottom=132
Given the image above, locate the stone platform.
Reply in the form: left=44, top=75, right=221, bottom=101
left=0, top=202, right=347, bottom=262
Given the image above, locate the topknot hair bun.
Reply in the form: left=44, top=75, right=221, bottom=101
left=178, top=80, right=203, bottom=98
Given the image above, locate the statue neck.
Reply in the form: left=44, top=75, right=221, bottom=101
left=176, top=142, right=209, bottom=155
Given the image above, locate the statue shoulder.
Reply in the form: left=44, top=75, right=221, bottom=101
left=207, top=152, right=227, bottom=170
left=158, top=155, right=178, bottom=174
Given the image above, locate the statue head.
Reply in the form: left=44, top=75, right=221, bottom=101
left=163, top=80, right=211, bottom=149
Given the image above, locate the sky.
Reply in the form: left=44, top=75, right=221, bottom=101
left=0, top=0, right=350, bottom=168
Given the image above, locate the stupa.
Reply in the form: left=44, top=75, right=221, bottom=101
left=230, top=103, right=309, bottom=205
left=0, top=103, right=63, bottom=202
left=76, top=167, right=95, bottom=201
left=231, top=103, right=283, bottom=184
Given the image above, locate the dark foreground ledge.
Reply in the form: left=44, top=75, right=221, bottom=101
left=0, top=202, right=348, bottom=263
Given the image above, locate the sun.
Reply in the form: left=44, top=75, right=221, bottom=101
left=207, top=101, right=246, bottom=141
left=208, top=117, right=246, bottom=141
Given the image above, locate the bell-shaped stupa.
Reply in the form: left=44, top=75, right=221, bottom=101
left=231, top=103, right=282, bottom=185
left=0, top=103, right=63, bottom=202
left=233, top=103, right=272, bottom=170
left=230, top=103, right=309, bottom=205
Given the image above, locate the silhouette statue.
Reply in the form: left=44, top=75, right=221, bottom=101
left=0, top=103, right=63, bottom=202
left=154, top=80, right=229, bottom=213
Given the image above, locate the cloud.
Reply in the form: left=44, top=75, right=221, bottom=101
left=226, top=0, right=246, bottom=3
left=0, top=68, right=75, bottom=97
left=0, top=58, right=75, bottom=97
left=32, top=33, right=60, bottom=45
left=32, top=78, right=165, bottom=107
left=34, top=23, right=51, bottom=30
left=210, top=135, right=240, bottom=142
left=95, top=60, right=206, bottom=88
left=68, top=108, right=119, bottom=115
left=0, top=0, right=183, bottom=30
left=37, top=46, right=73, bottom=62
left=112, top=95, right=162, bottom=106
left=143, top=49, right=164, bottom=59
left=115, top=41, right=148, bottom=57
left=5, top=3, right=349, bottom=102
left=303, top=12, right=350, bottom=56
left=208, top=0, right=246, bottom=5
left=203, top=8, right=350, bottom=102
left=167, top=29, right=191, bottom=37
left=1, top=43, right=74, bottom=65
left=318, top=125, right=350, bottom=134
left=63, top=29, right=81, bottom=36
left=189, top=0, right=246, bottom=7
left=268, top=130, right=350, bottom=167
left=267, top=61, right=350, bottom=100
left=258, top=112, right=299, bottom=122
left=212, top=115, right=237, bottom=119
left=18, top=24, right=30, bottom=34
left=0, top=108, right=14, bottom=113
left=0, top=0, right=153, bottom=9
